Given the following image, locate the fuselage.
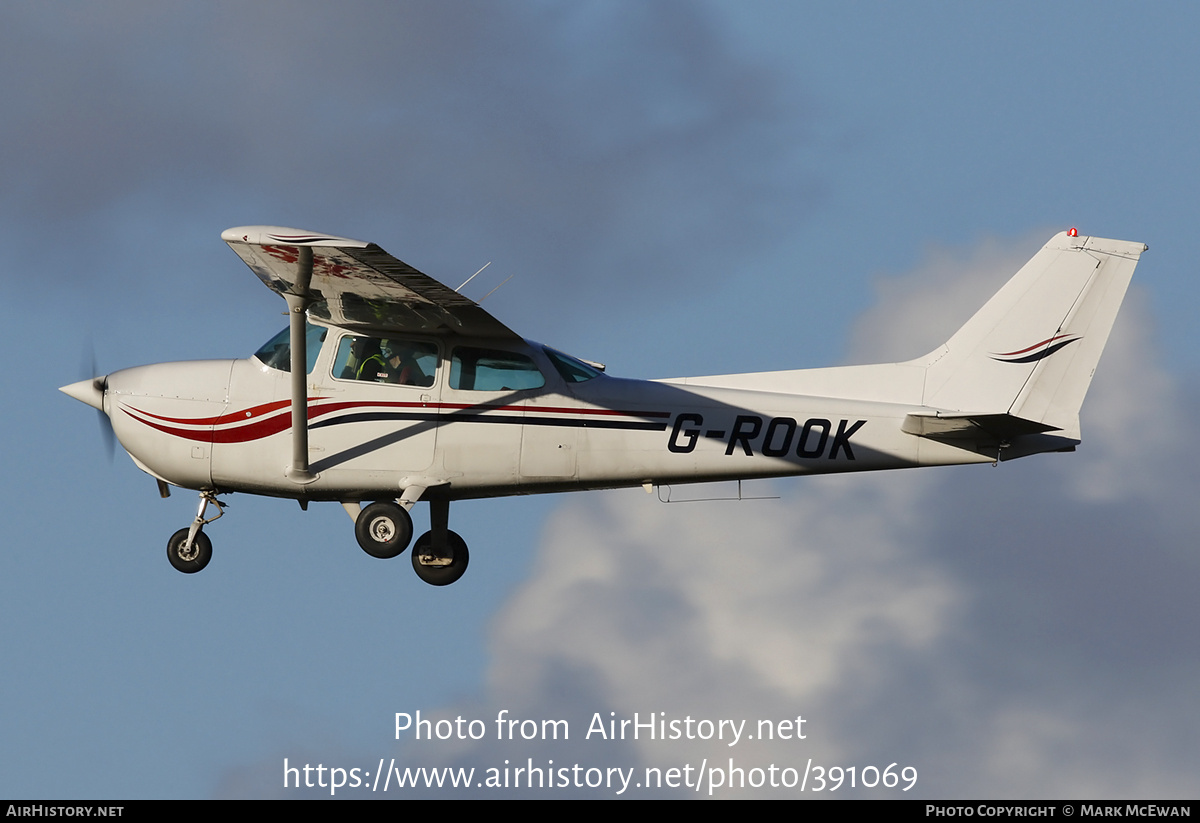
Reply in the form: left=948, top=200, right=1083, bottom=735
left=97, top=322, right=993, bottom=503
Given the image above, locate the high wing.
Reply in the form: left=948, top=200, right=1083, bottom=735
left=222, top=226, right=519, bottom=340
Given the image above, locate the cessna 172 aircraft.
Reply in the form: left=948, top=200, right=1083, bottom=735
left=61, top=226, right=1145, bottom=585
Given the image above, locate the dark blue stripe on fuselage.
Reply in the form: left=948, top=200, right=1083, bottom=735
left=310, top=411, right=668, bottom=432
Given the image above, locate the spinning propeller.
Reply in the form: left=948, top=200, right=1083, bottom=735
left=62, top=342, right=115, bottom=461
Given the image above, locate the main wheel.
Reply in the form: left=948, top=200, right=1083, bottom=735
left=355, top=501, right=413, bottom=559
left=167, top=528, right=212, bottom=574
left=411, top=530, right=469, bottom=586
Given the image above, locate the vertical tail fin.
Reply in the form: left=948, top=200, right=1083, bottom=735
left=918, top=232, right=1146, bottom=440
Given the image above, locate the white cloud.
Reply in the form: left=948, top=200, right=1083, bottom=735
left=1055, top=287, right=1184, bottom=503
left=491, top=471, right=962, bottom=716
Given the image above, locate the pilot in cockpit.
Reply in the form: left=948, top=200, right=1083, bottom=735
left=351, top=337, right=389, bottom=382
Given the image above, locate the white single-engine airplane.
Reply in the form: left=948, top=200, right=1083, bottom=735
left=61, top=227, right=1145, bottom=585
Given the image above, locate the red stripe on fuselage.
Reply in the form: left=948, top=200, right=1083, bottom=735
left=122, top=398, right=671, bottom=444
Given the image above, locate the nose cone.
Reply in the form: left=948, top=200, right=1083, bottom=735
left=60, top=377, right=107, bottom=412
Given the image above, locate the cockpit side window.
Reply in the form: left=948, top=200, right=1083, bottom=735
left=253, top=323, right=326, bottom=374
left=333, top=335, right=438, bottom=387
left=450, top=347, right=546, bottom=391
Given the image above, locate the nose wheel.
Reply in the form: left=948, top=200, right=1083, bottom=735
left=167, top=528, right=212, bottom=573
left=166, top=490, right=225, bottom=574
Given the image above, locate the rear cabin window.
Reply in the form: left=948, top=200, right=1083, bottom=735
left=450, top=347, right=545, bottom=391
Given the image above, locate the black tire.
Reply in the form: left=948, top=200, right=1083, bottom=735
left=167, top=528, right=212, bottom=574
left=355, top=502, right=413, bottom=559
left=411, top=530, right=469, bottom=586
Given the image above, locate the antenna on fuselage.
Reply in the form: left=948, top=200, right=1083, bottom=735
left=455, top=261, right=491, bottom=293
left=478, top=274, right=514, bottom=303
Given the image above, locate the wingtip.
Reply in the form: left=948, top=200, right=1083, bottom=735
left=222, top=226, right=369, bottom=248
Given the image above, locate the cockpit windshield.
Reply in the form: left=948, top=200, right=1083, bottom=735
left=254, top=323, right=326, bottom=374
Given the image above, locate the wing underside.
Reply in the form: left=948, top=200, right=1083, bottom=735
left=222, top=226, right=518, bottom=339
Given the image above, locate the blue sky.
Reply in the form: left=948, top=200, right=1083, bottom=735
left=2, top=2, right=1197, bottom=798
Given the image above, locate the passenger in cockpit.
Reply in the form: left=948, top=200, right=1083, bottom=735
left=383, top=340, right=429, bottom=387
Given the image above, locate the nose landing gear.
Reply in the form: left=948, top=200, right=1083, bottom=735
left=166, top=490, right=225, bottom=574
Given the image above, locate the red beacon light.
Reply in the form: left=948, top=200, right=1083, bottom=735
left=1067, top=227, right=1078, bottom=237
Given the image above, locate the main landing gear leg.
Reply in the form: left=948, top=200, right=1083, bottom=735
left=411, top=497, right=469, bottom=586
left=166, top=490, right=225, bottom=574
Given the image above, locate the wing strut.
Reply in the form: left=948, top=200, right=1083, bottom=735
left=284, top=247, right=317, bottom=485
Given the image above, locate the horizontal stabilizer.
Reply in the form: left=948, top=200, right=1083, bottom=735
left=902, top=412, right=1059, bottom=441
